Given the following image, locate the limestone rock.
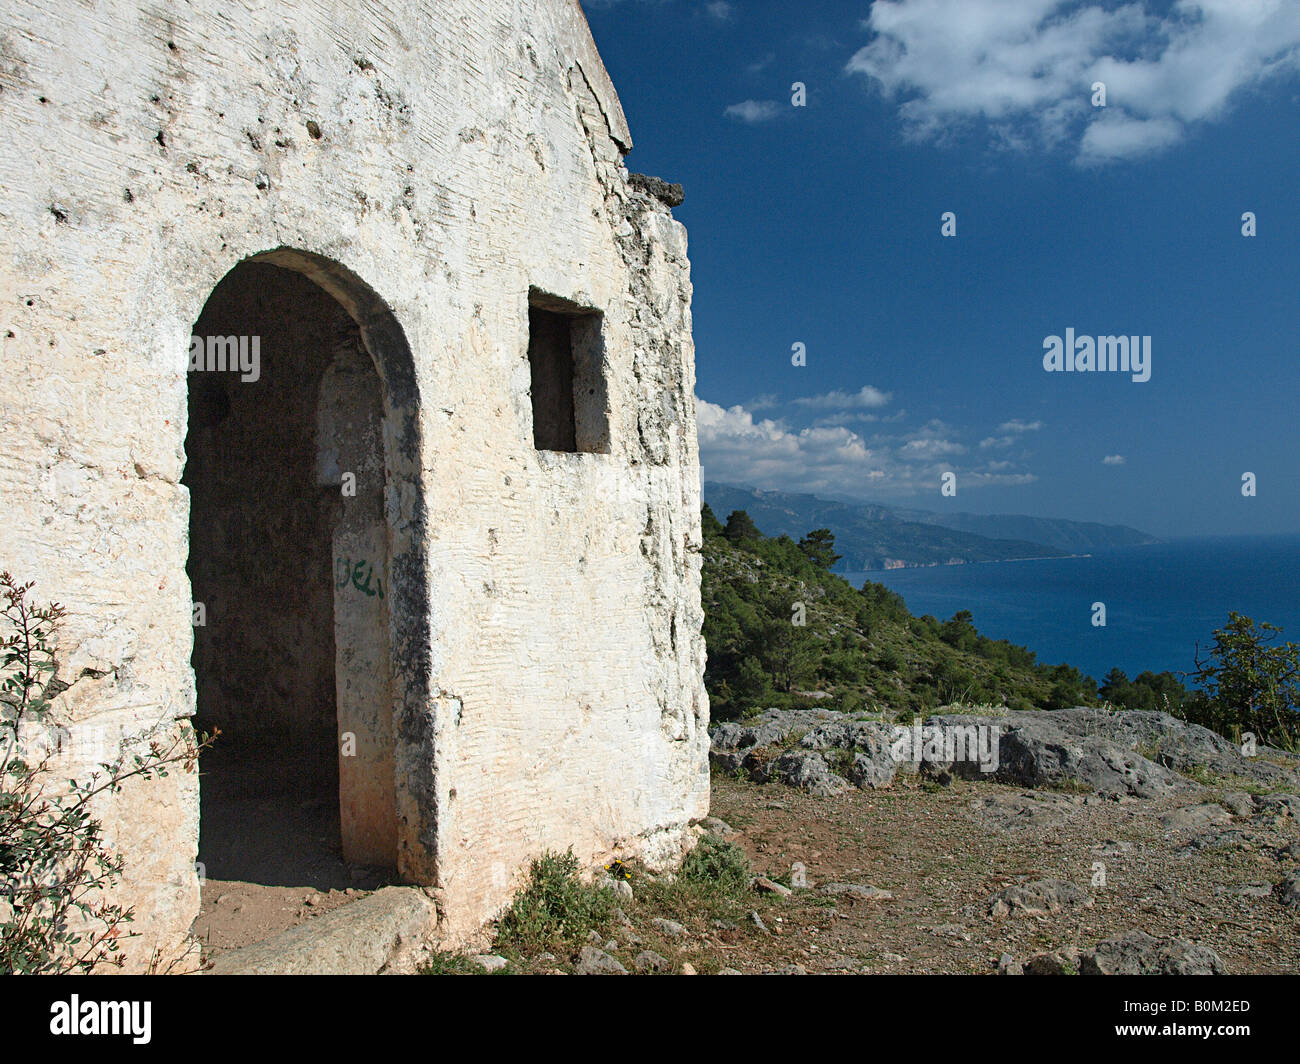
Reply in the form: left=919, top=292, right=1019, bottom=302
left=633, top=949, right=671, bottom=973
left=987, top=879, right=1092, bottom=917
left=205, top=887, right=437, bottom=975
left=574, top=946, right=628, bottom=976
left=1080, top=930, right=1226, bottom=975
left=651, top=917, right=687, bottom=940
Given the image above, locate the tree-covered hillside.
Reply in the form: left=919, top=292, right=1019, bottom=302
left=700, top=505, right=1194, bottom=725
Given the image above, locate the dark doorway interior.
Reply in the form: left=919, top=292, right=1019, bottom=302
left=185, top=261, right=390, bottom=889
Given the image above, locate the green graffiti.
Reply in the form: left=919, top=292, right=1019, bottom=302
left=335, top=557, right=384, bottom=599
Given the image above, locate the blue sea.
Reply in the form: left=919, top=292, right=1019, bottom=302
left=839, top=534, right=1300, bottom=684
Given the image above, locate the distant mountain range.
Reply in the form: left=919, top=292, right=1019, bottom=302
left=703, top=483, right=1160, bottom=571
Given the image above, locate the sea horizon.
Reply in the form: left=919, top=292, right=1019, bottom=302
left=839, top=532, right=1300, bottom=686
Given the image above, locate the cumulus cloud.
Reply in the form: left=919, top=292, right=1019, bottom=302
left=1103, top=453, right=1127, bottom=465
left=696, top=398, right=1033, bottom=498
left=999, top=419, right=1043, bottom=433
left=724, top=99, right=782, bottom=123
left=792, top=385, right=892, bottom=410
left=846, top=0, right=1300, bottom=164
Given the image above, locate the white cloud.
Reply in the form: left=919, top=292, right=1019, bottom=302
left=1103, top=453, right=1127, bottom=465
left=846, top=0, right=1300, bottom=164
left=900, top=436, right=966, bottom=459
left=792, top=385, right=892, bottom=410
left=999, top=418, right=1043, bottom=433
left=724, top=99, right=782, bottom=123
left=706, top=1, right=733, bottom=21
left=696, top=398, right=1032, bottom=498
left=979, top=435, right=1015, bottom=449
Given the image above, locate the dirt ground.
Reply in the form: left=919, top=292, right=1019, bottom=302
left=187, top=761, right=1299, bottom=973
left=192, top=750, right=393, bottom=961
left=699, top=773, right=1300, bottom=974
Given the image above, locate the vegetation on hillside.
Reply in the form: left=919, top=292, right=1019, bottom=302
left=701, top=507, right=1298, bottom=750
left=701, top=505, right=1099, bottom=720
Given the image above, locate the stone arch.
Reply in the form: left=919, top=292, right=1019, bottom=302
left=184, top=247, right=432, bottom=888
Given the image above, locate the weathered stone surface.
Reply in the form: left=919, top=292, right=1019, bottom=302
left=651, top=917, right=687, bottom=939
left=754, top=876, right=792, bottom=897
left=574, top=946, right=628, bottom=975
left=628, top=173, right=685, bottom=208
left=709, top=708, right=839, bottom=772
left=1160, top=803, right=1234, bottom=832
left=1276, top=869, right=1300, bottom=908
left=987, top=879, right=1092, bottom=917
left=1080, top=930, right=1226, bottom=975
left=758, top=751, right=851, bottom=797
left=205, top=887, right=436, bottom=975
left=700, top=815, right=737, bottom=838
left=1023, top=950, right=1082, bottom=975
left=0, top=0, right=708, bottom=969
left=1221, top=791, right=1256, bottom=817
left=927, top=709, right=1191, bottom=797
left=633, top=949, right=671, bottom=973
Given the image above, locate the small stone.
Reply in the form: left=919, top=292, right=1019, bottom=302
left=749, top=910, right=769, bottom=933
left=754, top=876, right=792, bottom=897
left=535, top=952, right=558, bottom=965
left=633, top=949, right=671, bottom=973
left=767, top=964, right=807, bottom=975
left=651, top=917, right=686, bottom=939
left=1024, top=952, right=1073, bottom=975
left=701, top=815, right=736, bottom=837
left=574, top=946, right=628, bottom=975
left=679, top=962, right=697, bottom=975
left=599, top=876, right=633, bottom=902
left=718, top=967, right=742, bottom=975
left=471, top=954, right=508, bottom=973
left=1221, top=792, right=1255, bottom=817
left=604, top=939, right=619, bottom=952
left=997, top=953, right=1023, bottom=975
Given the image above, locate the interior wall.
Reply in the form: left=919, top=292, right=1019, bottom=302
left=186, top=262, right=357, bottom=794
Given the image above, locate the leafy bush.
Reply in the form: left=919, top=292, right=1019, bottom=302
left=680, top=833, right=751, bottom=895
left=1, top=573, right=211, bottom=973
left=494, top=849, right=615, bottom=954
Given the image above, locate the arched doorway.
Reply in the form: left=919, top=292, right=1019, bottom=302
left=184, top=251, right=426, bottom=891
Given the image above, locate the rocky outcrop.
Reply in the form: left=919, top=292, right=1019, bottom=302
left=205, top=887, right=437, bottom=975
left=1080, top=930, right=1226, bottom=975
left=712, top=706, right=1299, bottom=800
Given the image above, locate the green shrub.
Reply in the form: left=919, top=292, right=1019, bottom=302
left=1, top=573, right=213, bottom=973
left=418, top=950, right=501, bottom=975
left=494, top=849, right=615, bottom=954
left=680, top=833, right=751, bottom=895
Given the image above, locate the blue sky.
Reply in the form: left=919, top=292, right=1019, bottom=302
left=582, top=0, right=1300, bottom=538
